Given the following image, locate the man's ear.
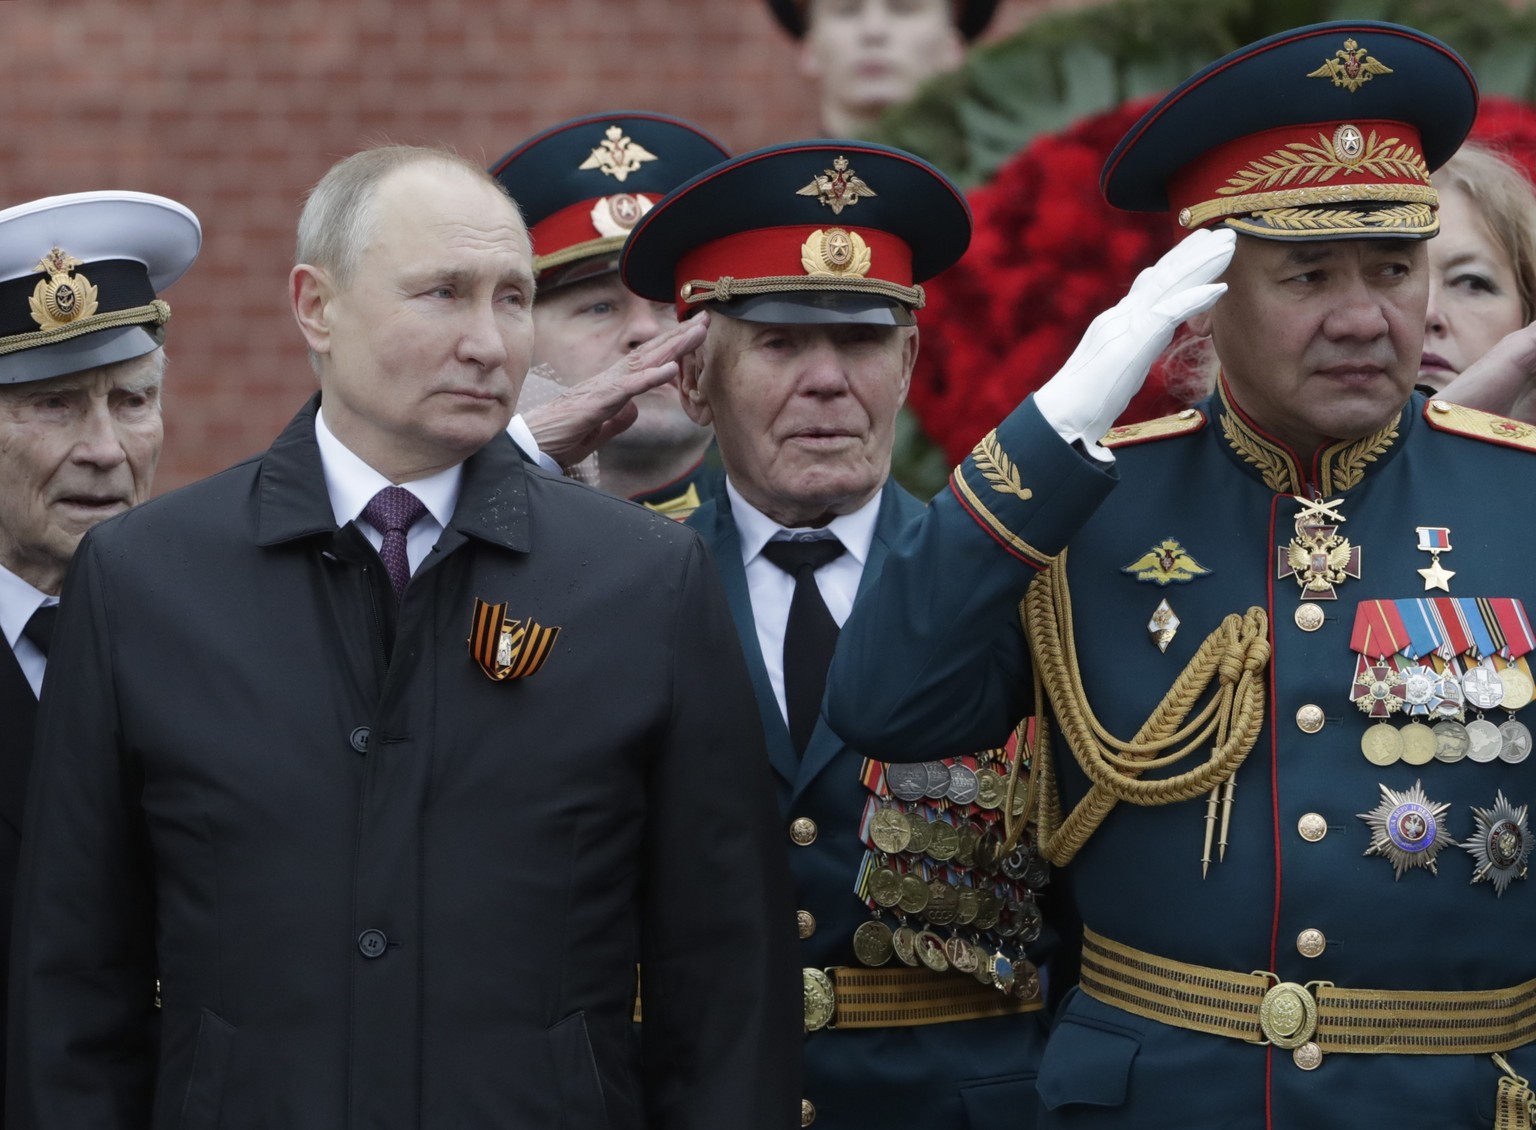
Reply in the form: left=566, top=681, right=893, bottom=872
left=1187, top=310, right=1215, bottom=338
left=290, top=264, right=335, bottom=356
left=679, top=348, right=714, bottom=427
left=894, top=325, right=918, bottom=409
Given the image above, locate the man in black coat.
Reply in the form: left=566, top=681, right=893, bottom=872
left=9, top=146, right=799, bottom=1129
left=0, top=189, right=200, bottom=1112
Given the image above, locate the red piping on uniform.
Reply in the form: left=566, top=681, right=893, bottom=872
left=1264, top=487, right=1283, bottom=1130
left=1219, top=376, right=1317, bottom=496
left=947, top=479, right=1047, bottom=570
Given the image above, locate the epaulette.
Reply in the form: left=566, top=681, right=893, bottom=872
left=1422, top=398, right=1536, bottom=452
left=1102, top=408, right=1206, bottom=450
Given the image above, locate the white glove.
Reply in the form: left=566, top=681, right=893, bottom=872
left=1034, top=226, right=1235, bottom=460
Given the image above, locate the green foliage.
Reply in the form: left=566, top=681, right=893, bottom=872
left=873, top=0, right=1536, bottom=188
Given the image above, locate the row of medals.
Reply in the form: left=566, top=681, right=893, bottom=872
left=852, top=755, right=1045, bottom=999
left=1358, top=659, right=1533, bottom=767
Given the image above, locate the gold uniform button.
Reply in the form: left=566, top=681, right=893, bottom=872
left=1295, top=704, right=1325, bottom=734
left=1294, top=603, right=1325, bottom=632
left=1293, top=1042, right=1323, bottom=1071
left=789, top=817, right=818, bottom=846
left=801, top=1098, right=817, bottom=1126
left=1297, top=928, right=1327, bottom=958
left=797, top=910, right=816, bottom=939
left=1298, top=813, right=1327, bottom=842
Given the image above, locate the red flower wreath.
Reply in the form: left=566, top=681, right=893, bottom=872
left=909, top=93, right=1536, bottom=465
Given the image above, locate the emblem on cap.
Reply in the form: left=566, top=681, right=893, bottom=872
left=29, top=247, right=99, bottom=331
left=1461, top=791, right=1531, bottom=897
left=1307, top=37, right=1394, bottom=93
left=1359, top=779, right=1453, bottom=879
left=578, top=126, right=658, bottom=183
left=797, top=156, right=877, bottom=215
left=590, top=193, right=653, bottom=239
left=801, top=228, right=872, bottom=278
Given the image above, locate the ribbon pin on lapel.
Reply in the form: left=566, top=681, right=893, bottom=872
left=469, top=597, right=561, bottom=681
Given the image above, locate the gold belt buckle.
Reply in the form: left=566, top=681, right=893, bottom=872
left=1254, top=975, right=1323, bottom=1049
left=803, top=968, right=836, bottom=1032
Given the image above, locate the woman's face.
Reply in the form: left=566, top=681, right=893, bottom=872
left=1421, top=184, right=1527, bottom=388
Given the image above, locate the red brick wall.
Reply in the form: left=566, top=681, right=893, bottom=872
left=0, top=0, right=1077, bottom=489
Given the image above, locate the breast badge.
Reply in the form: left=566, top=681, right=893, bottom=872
left=468, top=598, right=561, bottom=682
left=1278, top=496, right=1360, bottom=599
left=1359, top=780, right=1453, bottom=879
left=1461, top=792, right=1532, bottom=897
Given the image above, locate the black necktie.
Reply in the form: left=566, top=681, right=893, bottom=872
left=23, top=604, right=58, bottom=657
left=761, top=537, right=846, bottom=756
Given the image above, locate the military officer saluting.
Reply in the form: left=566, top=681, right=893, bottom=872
left=623, top=142, right=1052, bottom=1127
left=826, top=21, right=1536, bottom=1128
left=491, top=113, right=728, bottom=516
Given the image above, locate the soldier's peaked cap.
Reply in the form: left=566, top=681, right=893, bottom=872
left=0, top=190, right=201, bottom=386
left=1101, top=21, right=1477, bottom=241
left=490, top=112, right=729, bottom=287
left=621, top=140, right=970, bottom=327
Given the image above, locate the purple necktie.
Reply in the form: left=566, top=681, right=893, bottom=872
left=362, top=486, right=429, bottom=600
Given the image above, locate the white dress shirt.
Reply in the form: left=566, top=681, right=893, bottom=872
left=728, top=479, right=882, bottom=728
left=0, top=562, right=56, bottom=699
left=314, top=407, right=462, bottom=575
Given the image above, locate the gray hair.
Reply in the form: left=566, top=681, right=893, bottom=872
left=294, top=144, right=518, bottom=286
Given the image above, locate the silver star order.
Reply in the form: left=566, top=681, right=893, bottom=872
left=1461, top=790, right=1531, bottom=897
left=1358, top=779, right=1453, bottom=880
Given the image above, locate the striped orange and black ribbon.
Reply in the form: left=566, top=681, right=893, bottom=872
left=468, top=598, right=562, bottom=681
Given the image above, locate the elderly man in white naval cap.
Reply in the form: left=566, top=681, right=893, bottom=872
left=0, top=189, right=199, bottom=1108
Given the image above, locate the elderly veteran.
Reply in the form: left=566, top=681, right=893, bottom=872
left=824, top=21, right=1536, bottom=1128
left=7, top=145, right=798, bottom=1130
left=0, top=189, right=198, bottom=1112
left=623, top=140, right=1052, bottom=1130
left=491, top=112, right=728, bottom=516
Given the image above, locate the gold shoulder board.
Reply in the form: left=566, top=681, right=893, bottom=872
left=1102, top=408, right=1206, bottom=450
left=1422, top=399, right=1536, bottom=452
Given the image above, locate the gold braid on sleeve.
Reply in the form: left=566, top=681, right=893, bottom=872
left=1000, top=548, right=1271, bottom=867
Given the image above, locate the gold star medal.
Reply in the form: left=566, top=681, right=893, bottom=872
left=1415, top=526, right=1455, bottom=592
left=1358, top=780, right=1453, bottom=879
left=1277, top=496, right=1360, bottom=600
left=1461, top=791, right=1531, bottom=897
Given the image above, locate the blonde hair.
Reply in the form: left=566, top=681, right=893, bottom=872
left=1433, top=141, right=1536, bottom=324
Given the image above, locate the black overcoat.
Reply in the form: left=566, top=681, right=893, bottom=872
left=8, top=396, right=800, bottom=1130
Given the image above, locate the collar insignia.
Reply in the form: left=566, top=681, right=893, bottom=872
left=1306, top=37, right=1393, bottom=93
left=797, top=155, right=877, bottom=215
left=469, top=597, right=561, bottom=681
left=29, top=247, right=99, bottom=330
left=1121, top=538, right=1212, bottom=586
left=578, top=126, right=658, bottom=183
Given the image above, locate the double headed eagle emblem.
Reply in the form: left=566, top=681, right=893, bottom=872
left=578, top=126, right=658, bottom=183
left=1307, top=38, right=1393, bottom=93
left=797, top=156, right=876, bottom=215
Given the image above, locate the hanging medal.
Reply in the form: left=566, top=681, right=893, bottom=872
left=1415, top=526, right=1456, bottom=592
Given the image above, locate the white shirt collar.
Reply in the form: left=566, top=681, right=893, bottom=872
left=0, top=561, right=53, bottom=652
left=314, top=406, right=462, bottom=531
left=726, top=479, right=881, bottom=567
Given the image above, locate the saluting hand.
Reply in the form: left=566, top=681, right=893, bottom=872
left=1035, top=227, right=1235, bottom=459
left=522, top=312, right=710, bottom=470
